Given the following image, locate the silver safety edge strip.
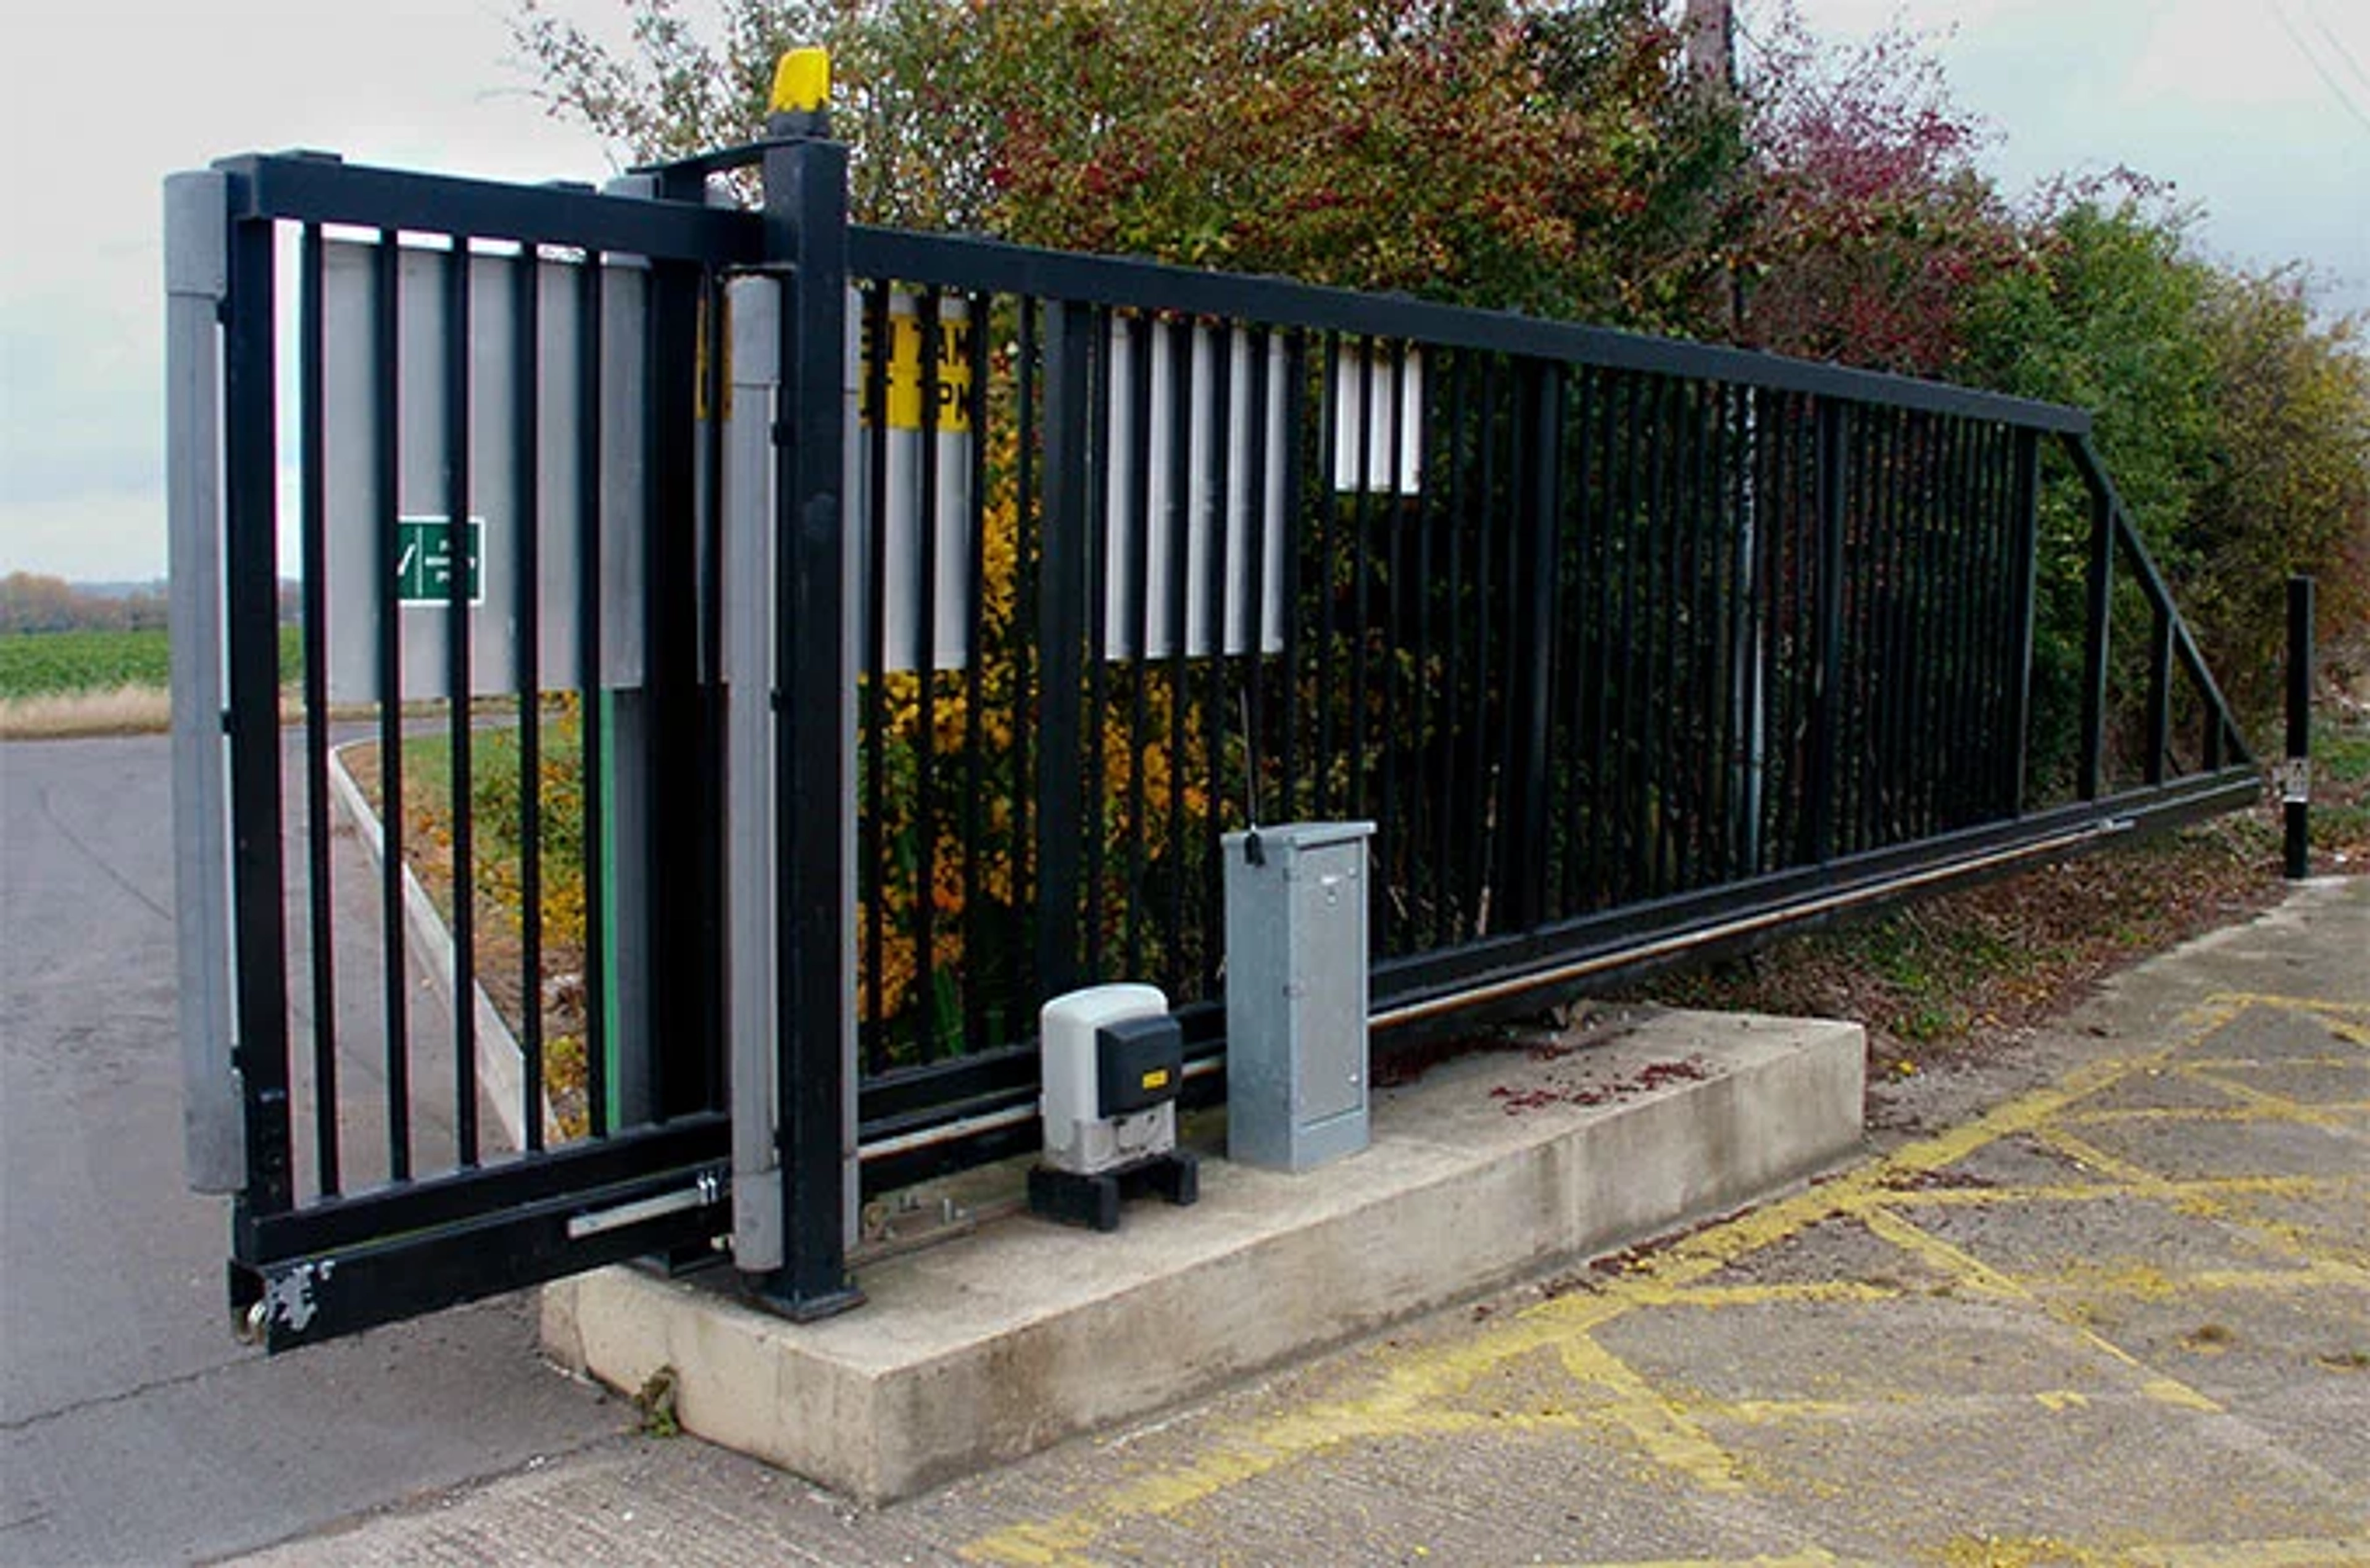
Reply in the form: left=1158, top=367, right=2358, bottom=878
left=723, top=273, right=784, bottom=1269
left=165, top=170, right=245, bottom=1193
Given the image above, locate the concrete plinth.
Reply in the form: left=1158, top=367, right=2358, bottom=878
left=541, top=1008, right=1863, bottom=1504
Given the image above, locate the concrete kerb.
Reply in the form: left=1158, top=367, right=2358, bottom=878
left=542, top=1008, right=1865, bottom=1504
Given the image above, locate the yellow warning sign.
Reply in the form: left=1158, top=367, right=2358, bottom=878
left=860, top=305, right=973, bottom=432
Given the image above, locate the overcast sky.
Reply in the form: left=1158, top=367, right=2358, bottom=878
left=2, top=0, right=2364, bottom=583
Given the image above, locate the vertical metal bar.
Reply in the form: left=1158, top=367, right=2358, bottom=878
left=1194, top=317, right=1232, bottom=990
left=1037, top=299, right=1092, bottom=1003
left=1378, top=341, right=1407, bottom=945
left=375, top=232, right=414, bottom=1177
left=1350, top=341, right=1376, bottom=820
left=1163, top=318, right=1193, bottom=989
left=1963, top=429, right=1997, bottom=816
left=2144, top=608, right=2172, bottom=785
left=1878, top=409, right=1913, bottom=841
left=1966, top=423, right=1998, bottom=813
left=913, top=290, right=944, bottom=1055
left=960, top=292, right=992, bottom=1054
left=1559, top=365, right=1589, bottom=917
left=1726, top=383, right=1755, bottom=875
left=297, top=222, right=341, bottom=1197
left=2005, top=429, right=2040, bottom=817
left=760, top=123, right=862, bottom=1317
left=1768, top=396, right=1797, bottom=865
left=443, top=239, right=479, bottom=1168
left=1121, top=312, right=1154, bottom=981
left=1912, top=413, right=1945, bottom=839
left=2285, top=575, right=2314, bottom=879
left=1508, top=357, right=1561, bottom=932
left=2076, top=442, right=2113, bottom=802
left=223, top=207, right=293, bottom=1216
left=1588, top=372, right=1619, bottom=901
left=1479, top=357, right=1510, bottom=917
left=1808, top=399, right=1846, bottom=864
left=1241, top=327, right=1274, bottom=863
left=1081, top=307, right=1114, bottom=981
left=1932, top=418, right=1961, bottom=829
left=514, top=251, right=545, bottom=1154
left=1011, top=299, right=1040, bottom=1032
left=1611, top=374, right=1642, bottom=899
left=1945, top=420, right=1982, bottom=824
left=1315, top=333, right=1342, bottom=817
left=1277, top=331, right=1308, bottom=816
left=576, top=255, right=609, bottom=1141
left=860, top=283, right=891, bottom=1068
left=1842, top=404, right=1879, bottom=856
left=1441, top=350, right=1472, bottom=931
left=1637, top=378, right=1667, bottom=897
left=1684, top=381, right=1715, bottom=882
left=168, top=170, right=244, bottom=1195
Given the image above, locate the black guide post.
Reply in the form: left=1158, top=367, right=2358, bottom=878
left=760, top=48, right=863, bottom=1319
left=2284, top=574, right=2314, bottom=880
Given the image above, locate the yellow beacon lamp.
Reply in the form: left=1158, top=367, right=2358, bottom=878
left=768, top=48, right=831, bottom=138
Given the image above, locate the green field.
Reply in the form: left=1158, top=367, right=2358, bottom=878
left=0, top=626, right=304, bottom=699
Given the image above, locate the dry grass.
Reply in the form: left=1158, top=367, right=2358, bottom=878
left=0, top=684, right=175, bottom=739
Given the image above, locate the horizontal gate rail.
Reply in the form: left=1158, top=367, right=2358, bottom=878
left=847, top=226, right=2094, bottom=433
left=218, top=152, right=764, bottom=262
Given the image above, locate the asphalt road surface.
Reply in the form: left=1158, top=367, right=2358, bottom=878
left=0, top=734, right=630, bottom=1566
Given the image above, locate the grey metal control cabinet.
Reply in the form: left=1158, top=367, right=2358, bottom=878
left=1222, top=821, right=1376, bottom=1171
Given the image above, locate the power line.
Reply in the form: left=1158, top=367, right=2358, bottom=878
left=2303, top=0, right=2370, bottom=98
left=2271, top=0, right=2370, bottom=139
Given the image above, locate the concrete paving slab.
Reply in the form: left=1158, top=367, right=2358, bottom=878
left=2061, top=1110, right=2369, bottom=1182
left=1905, top=1192, right=2319, bottom=1280
left=1703, top=1397, right=2368, bottom=1554
left=1594, top=1292, right=2160, bottom=1405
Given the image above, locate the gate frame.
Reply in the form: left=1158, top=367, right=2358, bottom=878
left=176, top=63, right=2266, bottom=1349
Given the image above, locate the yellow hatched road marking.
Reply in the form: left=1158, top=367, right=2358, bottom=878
left=1555, top=1332, right=1747, bottom=1491
left=2032, top=1124, right=2177, bottom=1189
left=961, top=986, right=2363, bottom=1564
left=1877, top=1174, right=2348, bottom=1209
left=2203, top=992, right=2370, bottom=1017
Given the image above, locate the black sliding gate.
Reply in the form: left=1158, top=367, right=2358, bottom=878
left=173, top=118, right=2258, bottom=1350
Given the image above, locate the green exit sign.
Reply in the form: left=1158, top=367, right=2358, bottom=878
left=394, top=516, right=483, bottom=605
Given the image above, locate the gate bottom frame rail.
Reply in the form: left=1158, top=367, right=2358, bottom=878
left=232, top=1123, right=730, bottom=1351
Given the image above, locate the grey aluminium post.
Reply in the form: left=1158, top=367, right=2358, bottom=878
left=758, top=62, right=863, bottom=1318
left=166, top=170, right=244, bottom=1195
left=724, top=273, right=785, bottom=1270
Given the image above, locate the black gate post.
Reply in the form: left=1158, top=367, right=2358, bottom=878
left=1036, top=301, right=1096, bottom=1002
left=2284, top=574, right=2314, bottom=880
left=759, top=51, right=863, bottom=1318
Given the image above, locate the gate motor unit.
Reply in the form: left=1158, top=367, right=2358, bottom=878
left=1028, top=984, right=1200, bottom=1232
